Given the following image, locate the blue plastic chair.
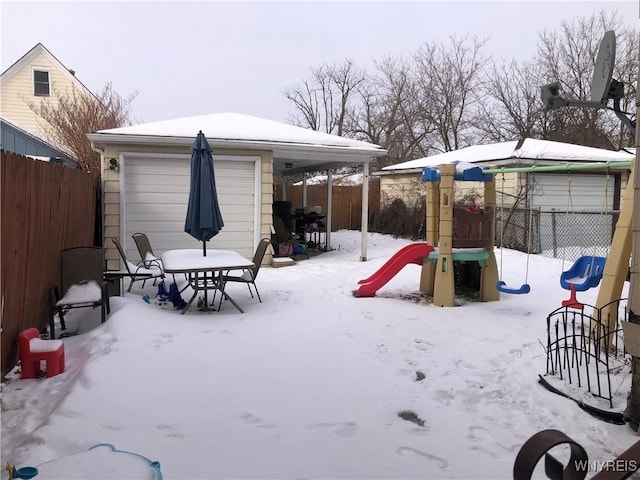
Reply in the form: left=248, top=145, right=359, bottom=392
left=560, top=256, right=607, bottom=292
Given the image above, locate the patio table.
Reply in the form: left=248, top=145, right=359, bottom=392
left=160, top=249, right=254, bottom=314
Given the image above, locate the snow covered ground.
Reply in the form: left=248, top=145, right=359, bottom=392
left=1, top=230, right=635, bottom=479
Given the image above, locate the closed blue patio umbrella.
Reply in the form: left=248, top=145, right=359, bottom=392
left=184, top=130, right=224, bottom=256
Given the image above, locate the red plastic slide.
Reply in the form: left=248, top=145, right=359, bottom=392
left=353, top=242, right=435, bottom=297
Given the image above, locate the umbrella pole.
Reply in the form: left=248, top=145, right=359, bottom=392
left=203, top=241, right=206, bottom=256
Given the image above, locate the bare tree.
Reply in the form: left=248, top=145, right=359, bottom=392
left=284, top=59, right=366, bottom=135
left=26, top=82, right=137, bottom=176
left=478, top=59, right=548, bottom=142
left=350, top=54, right=432, bottom=168
left=283, top=10, right=636, bottom=173
left=609, top=27, right=639, bottom=149
left=284, top=78, right=321, bottom=131
left=412, top=35, right=488, bottom=153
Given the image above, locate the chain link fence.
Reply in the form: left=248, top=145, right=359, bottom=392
left=497, top=204, right=616, bottom=263
left=371, top=192, right=616, bottom=263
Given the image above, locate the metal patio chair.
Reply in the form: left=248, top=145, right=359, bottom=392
left=132, top=232, right=171, bottom=286
left=49, top=246, right=110, bottom=339
left=217, top=238, right=271, bottom=309
left=111, top=238, right=165, bottom=293
left=132, top=232, right=161, bottom=268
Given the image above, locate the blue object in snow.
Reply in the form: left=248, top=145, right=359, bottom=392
left=156, top=281, right=171, bottom=301
left=168, top=283, right=187, bottom=310
left=11, top=466, right=38, bottom=479
left=88, top=444, right=163, bottom=480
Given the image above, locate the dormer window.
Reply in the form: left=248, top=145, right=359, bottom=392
left=33, top=69, right=50, bottom=96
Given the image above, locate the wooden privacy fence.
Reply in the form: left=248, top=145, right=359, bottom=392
left=1, top=151, right=98, bottom=377
left=275, top=179, right=380, bottom=230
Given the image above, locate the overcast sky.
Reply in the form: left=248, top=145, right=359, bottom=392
left=1, top=1, right=638, bottom=126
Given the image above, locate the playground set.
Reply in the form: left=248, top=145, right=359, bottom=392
left=354, top=157, right=634, bottom=319
left=353, top=155, right=636, bottom=422
left=354, top=161, right=500, bottom=306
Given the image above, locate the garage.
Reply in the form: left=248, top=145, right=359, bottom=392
left=121, top=154, right=259, bottom=260
left=88, top=112, right=387, bottom=271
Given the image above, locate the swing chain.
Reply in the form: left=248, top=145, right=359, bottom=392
left=495, top=169, right=532, bottom=294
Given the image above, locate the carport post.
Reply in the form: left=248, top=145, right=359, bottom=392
left=326, top=170, right=332, bottom=251
left=360, top=161, right=370, bottom=261
left=302, top=174, right=307, bottom=207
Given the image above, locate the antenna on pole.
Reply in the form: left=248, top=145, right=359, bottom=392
left=590, top=30, right=616, bottom=103
left=540, top=30, right=635, bottom=136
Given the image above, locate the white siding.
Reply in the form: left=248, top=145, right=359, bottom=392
left=123, top=155, right=256, bottom=260
left=0, top=52, right=78, bottom=140
left=529, top=174, right=614, bottom=210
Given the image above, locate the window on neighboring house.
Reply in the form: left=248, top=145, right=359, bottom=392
left=34, top=69, right=50, bottom=96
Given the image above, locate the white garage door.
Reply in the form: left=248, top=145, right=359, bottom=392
left=122, top=155, right=257, bottom=261
left=529, top=173, right=614, bottom=210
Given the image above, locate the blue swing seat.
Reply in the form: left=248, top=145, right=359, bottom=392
left=496, top=281, right=531, bottom=295
left=560, top=255, right=607, bottom=292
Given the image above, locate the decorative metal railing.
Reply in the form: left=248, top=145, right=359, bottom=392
left=545, top=299, right=629, bottom=409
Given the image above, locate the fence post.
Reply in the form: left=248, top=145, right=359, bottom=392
left=551, top=208, right=557, bottom=258
left=536, top=208, right=542, bottom=254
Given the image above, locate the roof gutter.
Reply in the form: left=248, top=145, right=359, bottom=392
left=379, top=154, right=633, bottom=174
left=373, top=168, right=423, bottom=176
left=85, top=133, right=387, bottom=157
left=90, top=140, right=105, bottom=155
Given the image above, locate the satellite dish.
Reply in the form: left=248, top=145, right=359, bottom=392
left=590, top=30, right=616, bottom=103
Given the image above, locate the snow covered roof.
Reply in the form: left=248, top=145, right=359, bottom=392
left=382, top=138, right=634, bottom=172
left=293, top=172, right=364, bottom=186
left=88, top=113, right=386, bottom=174
left=95, top=113, right=381, bottom=150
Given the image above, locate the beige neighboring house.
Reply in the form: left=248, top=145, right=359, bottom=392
left=375, top=138, right=634, bottom=212
left=0, top=43, right=95, bottom=154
